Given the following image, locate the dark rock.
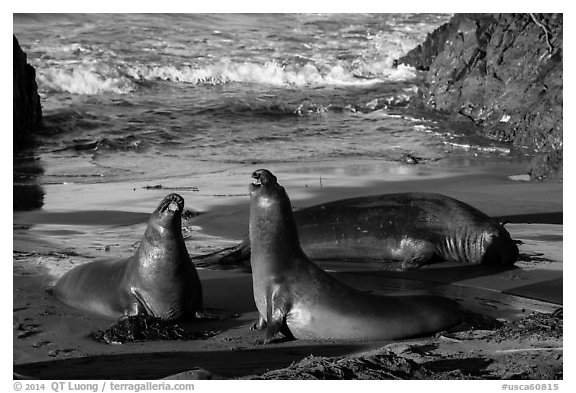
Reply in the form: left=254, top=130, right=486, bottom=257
left=396, top=14, right=563, bottom=180
left=13, top=154, right=45, bottom=211
left=397, top=14, right=496, bottom=71
left=528, top=149, right=563, bottom=181
left=13, top=35, right=42, bottom=150
left=13, top=184, right=44, bottom=211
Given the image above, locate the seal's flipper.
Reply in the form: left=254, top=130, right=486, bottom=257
left=251, top=315, right=267, bottom=331
left=130, top=287, right=156, bottom=317
left=264, top=285, right=294, bottom=343
left=399, top=240, right=439, bottom=270
left=192, top=237, right=252, bottom=271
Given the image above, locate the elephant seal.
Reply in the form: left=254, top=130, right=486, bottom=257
left=53, top=193, right=202, bottom=321
left=195, top=190, right=518, bottom=271
left=249, top=169, right=495, bottom=342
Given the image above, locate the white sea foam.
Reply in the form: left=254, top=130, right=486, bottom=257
left=38, top=67, right=135, bottom=95
left=444, top=142, right=511, bottom=154
left=36, top=58, right=419, bottom=94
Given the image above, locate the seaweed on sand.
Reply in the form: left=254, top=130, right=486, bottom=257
left=486, top=308, right=563, bottom=342
left=90, top=315, right=219, bottom=344
left=253, top=351, right=435, bottom=380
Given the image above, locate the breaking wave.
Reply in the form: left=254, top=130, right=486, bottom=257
left=36, top=60, right=418, bottom=95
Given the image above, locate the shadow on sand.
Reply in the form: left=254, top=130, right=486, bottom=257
left=13, top=342, right=376, bottom=380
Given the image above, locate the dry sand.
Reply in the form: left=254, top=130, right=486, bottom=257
left=12, top=159, right=563, bottom=380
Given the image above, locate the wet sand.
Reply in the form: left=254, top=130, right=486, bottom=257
left=12, top=159, right=563, bottom=380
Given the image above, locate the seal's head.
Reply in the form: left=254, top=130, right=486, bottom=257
left=139, top=192, right=189, bottom=272
left=249, top=169, right=300, bottom=250
left=249, top=169, right=289, bottom=208
left=480, top=225, right=519, bottom=266
left=153, top=193, right=185, bottom=229
left=250, top=169, right=278, bottom=193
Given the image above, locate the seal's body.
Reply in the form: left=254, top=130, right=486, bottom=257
left=249, top=169, right=477, bottom=342
left=196, top=191, right=518, bottom=271
left=54, top=193, right=202, bottom=321
left=294, top=192, right=518, bottom=268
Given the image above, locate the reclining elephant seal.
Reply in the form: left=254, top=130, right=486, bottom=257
left=53, top=193, right=202, bottom=321
left=195, top=187, right=518, bottom=271
left=248, top=169, right=497, bottom=342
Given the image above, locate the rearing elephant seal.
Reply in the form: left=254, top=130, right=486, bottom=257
left=249, top=169, right=494, bottom=342
left=196, top=189, right=518, bottom=271
left=53, top=193, right=202, bottom=321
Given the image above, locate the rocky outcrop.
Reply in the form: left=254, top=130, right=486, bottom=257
left=397, top=14, right=562, bottom=181
left=14, top=35, right=42, bottom=150
left=14, top=36, right=44, bottom=210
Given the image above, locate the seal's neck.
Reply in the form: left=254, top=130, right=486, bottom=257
left=136, top=213, right=186, bottom=266
left=249, top=189, right=306, bottom=270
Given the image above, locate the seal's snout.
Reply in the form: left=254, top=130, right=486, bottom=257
left=252, top=171, right=262, bottom=187
left=481, top=228, right=519, bottom=266
left=251, top=169, right=277, bottom=187
left=159, top=193, right=184, bottom=213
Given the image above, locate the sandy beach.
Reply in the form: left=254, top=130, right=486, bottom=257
left=12, top=158, right=563, bottom=380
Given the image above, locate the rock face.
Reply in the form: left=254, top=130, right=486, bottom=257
left=397, top=14, right=563, bottom=181
left=14, top=35, right=42, bottom=150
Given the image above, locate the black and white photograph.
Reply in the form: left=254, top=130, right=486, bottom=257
left=12, top=4, right=564, bottom=383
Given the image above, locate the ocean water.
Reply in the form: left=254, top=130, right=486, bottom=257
left=13, top=13, right=522, bottom=187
